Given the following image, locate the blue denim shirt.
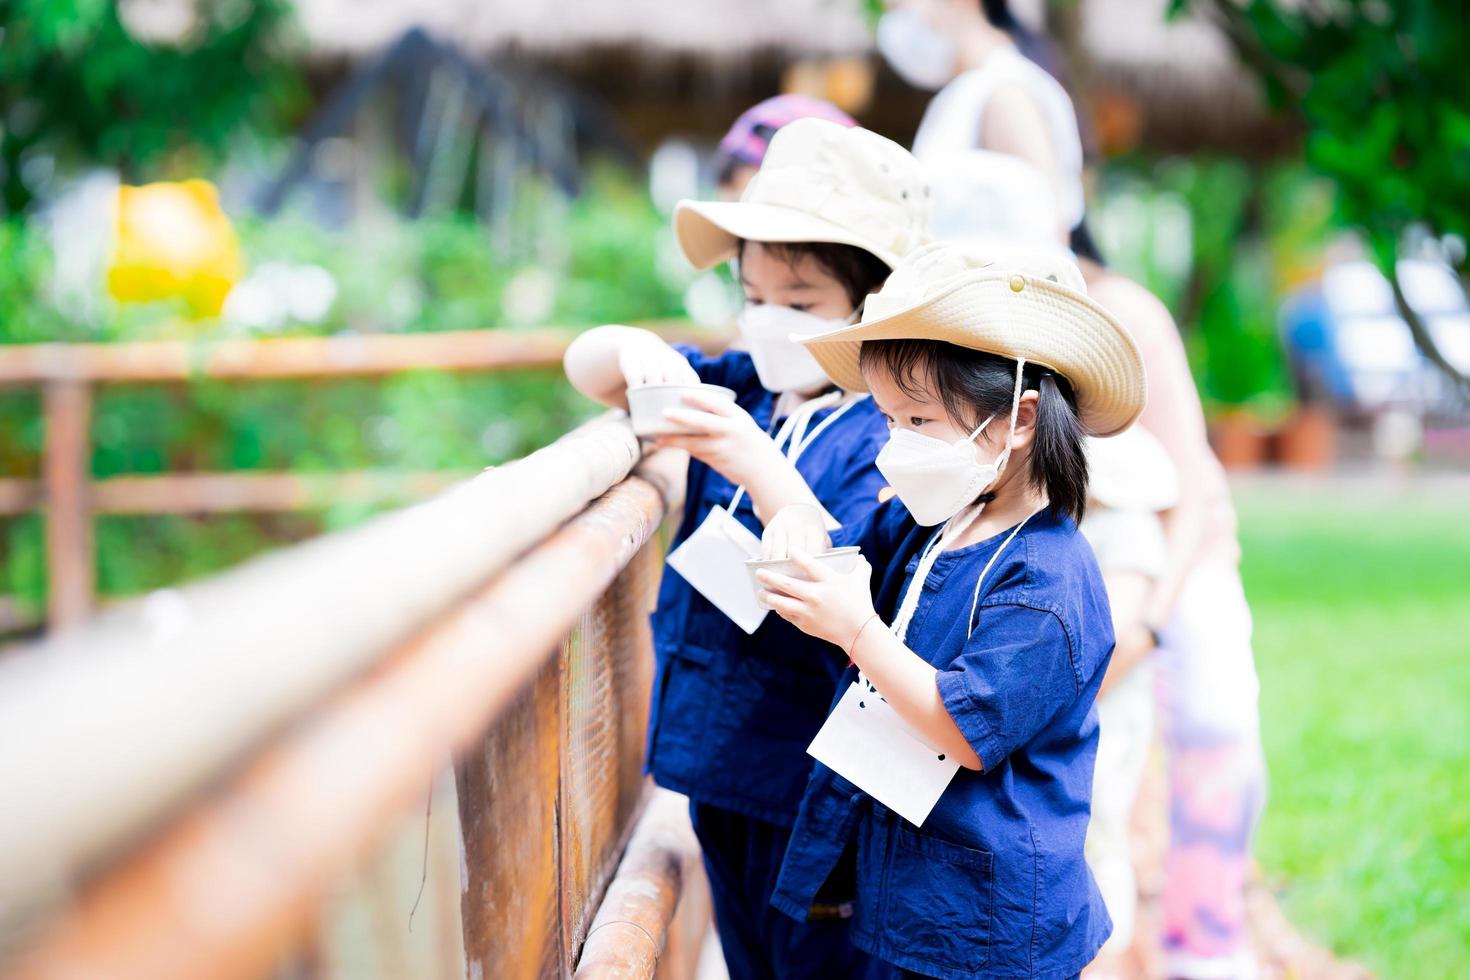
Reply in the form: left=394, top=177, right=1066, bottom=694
left=644, top=346, right=890, bottom=825
left=770, top=499, right=1115, bottom=978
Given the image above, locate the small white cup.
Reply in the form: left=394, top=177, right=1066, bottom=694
left=626, top=383, right=737, bottom=437
left=744, top=546, right=863, bottom=594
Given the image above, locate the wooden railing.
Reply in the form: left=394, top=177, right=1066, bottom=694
left=0, top=414, right=711, bottom=978
left=0, top=323, right=701, bottom=630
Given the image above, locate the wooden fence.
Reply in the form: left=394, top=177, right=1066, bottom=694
left=0, top=413, right=712, bottom=978
left=0, top=324, right=699, bottom=630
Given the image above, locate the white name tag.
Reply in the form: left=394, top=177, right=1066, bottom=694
left=807, top=680, right=961, bottom=827
left=666, top=506, right=768, bottom=634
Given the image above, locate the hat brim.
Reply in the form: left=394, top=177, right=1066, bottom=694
left=673, top=200, right=900, bottom=271
left=799, top=271, right=1147, bottom=437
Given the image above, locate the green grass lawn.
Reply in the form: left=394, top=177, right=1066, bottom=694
left=1235, top=479, right=1470, bottom=978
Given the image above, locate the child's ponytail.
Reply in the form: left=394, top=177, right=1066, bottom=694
left=1027, top=371, right=1089, bottom=523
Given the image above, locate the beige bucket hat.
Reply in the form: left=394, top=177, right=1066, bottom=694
left=1086, top=425, right=1179, bottom=512
left=673, top=117, right=930, bottom=271
left=798, top=241, right=1147, bottom=436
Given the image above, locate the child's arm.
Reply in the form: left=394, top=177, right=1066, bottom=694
left=1097, top=568, right=1153, bottom=697
left=657, top=394, right=826, bottom=532
left=755, top=552, right=984, bottom=770
left=562, top=325, right=699, bottom=410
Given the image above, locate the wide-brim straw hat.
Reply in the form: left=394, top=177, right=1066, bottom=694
left=1086, top=425, right=1179, bottom=512
left=674, top=117, right=929, bottom=271
left=798, top=241, right=1147, bottom=437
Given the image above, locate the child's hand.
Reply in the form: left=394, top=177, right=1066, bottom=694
left=618, top=335, right=699, bottom=388
left=756, top=550, right=877, bottom=649
left=655, top=391, right=773, bottom=485
left=761, top=503, right=830, bottom=560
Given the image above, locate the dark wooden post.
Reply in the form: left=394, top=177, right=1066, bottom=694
left=42, top=378, right=93, bottom=630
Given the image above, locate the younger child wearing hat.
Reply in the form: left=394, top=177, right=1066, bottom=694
left=563, top=118, right=928, bottom=978
left=752, top=242, right=1146, bottom=978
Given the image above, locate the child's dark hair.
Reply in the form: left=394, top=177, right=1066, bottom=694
left=737, top=239, right=891, bottom=310
left=859, top=339, right=1090, bottom=521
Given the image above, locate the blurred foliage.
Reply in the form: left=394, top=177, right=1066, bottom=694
left=0, top=169, right=690, bottom=613
left=1176, top=0, right=1470, bottom=387
left=1178, top=0, right=1470, bottom=267
left=0, top=0, right=301, bottom=213
left=1098, top=157, right=1337, bottom=414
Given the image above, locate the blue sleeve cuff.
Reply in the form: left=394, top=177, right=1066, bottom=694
left=936, top=668, right=1006, bottom=772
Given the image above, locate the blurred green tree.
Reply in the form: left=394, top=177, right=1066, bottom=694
left=0, top=0, right=300, bottom=213
left=1179, top=0, right=1470, bottom=390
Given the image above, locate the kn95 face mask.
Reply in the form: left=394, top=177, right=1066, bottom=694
left=737, top=304, right=848, bottom=393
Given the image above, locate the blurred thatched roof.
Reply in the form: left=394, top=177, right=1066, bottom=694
left=293, top=0, right=872, bottom=59
left=290, top=0, right=1289, bottom=152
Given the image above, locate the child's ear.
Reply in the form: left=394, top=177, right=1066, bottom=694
left=1008, top=391, right=1041, bottom=451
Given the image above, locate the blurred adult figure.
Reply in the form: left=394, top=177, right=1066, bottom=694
left=876, top=0, right=1084, bottom=245
left=912, top=145, right=1266, bottom=980
left=712, top=95, right=857, bottom=201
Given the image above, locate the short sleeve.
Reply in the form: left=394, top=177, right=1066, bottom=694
left=934, top=604, right=1080, bottom=770
left=673, top=343, right=760, bottom=395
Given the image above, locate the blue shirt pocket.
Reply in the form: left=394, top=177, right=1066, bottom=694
left=880, top=824, right=995, bottom=974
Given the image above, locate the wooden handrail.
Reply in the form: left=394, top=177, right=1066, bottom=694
left=4, top=447, right=688, bottom=980
left=0, top=415, right=650, bottom=939
left=0, top=323, right=717, bottom=629
left=0, top=322, right=699, bottom=385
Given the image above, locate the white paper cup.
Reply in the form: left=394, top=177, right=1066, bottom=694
left=744, top=546, right=863, bottom=594
left=626, top=383, right=737, bottom=437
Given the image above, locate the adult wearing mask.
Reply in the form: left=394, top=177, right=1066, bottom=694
left=876, top=0, right=1087, bottom=247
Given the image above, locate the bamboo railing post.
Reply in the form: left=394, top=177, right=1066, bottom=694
left=42, top=378, right=93, bottom=629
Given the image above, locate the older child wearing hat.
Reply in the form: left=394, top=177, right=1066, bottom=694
left=752, top=242, right=1146, bottom=978
left=563, top=118, right=928, bottom=978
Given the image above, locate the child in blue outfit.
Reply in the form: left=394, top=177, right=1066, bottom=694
left=563, top=118, right=929, bottom=978
left=752, top=242, right=1148, bottom=978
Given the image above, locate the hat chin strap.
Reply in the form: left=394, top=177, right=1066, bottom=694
left=889, top=357, right=1027, bottom=643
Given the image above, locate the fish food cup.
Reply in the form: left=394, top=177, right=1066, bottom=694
left=744, top=546, right=863, bottom=594
left=626, top=383, right=737, bottom=437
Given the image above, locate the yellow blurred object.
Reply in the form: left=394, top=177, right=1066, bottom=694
left=107, top=180, right=244, bottom=318
left=781, top=57, right=874, bottom=115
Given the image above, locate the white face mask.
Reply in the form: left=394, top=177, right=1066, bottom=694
left=876, top=8, right=958, bottom=91
left=875, top=359, right=1028, bottom=526
left=876, top=414, right=1011, bottom=526
left=737, top=304, right=848, bottom=393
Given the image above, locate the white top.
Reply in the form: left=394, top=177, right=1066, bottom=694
left=1080, top=508, right=1168, bottom=580
left=911, top=47, right=1086, bottom=230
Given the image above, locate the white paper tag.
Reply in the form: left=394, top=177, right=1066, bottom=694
left=666, top=506, right=768, bottom=634
left=808, top=680, right=961, bottom=827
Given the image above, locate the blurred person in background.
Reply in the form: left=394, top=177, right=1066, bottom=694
left=1079, top=427, right=1181, bottom=980
left=711, top=95, right=857, bottom=201
left=905, top=70, right=1267, bottom=974
left=875, top=0, right=1090, bottom=251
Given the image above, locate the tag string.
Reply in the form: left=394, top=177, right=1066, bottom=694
left=725, top=391, right=862, bottom=514
left=889, top=357, right=1027, bottom=645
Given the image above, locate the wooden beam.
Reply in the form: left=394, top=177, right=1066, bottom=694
left=0, top=322, right=709, bottom=386
left=42, top=380, right=93, bottom=630
left=0, top=416, right=650, bottom=939
left=573, top=789, right=701, bottom=979
left=0, top=472, right=476, bottom=517
left=3, top=450, right=684, bottom=980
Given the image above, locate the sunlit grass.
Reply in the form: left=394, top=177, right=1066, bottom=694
left=1236, top=480, right=1470, bottom=977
